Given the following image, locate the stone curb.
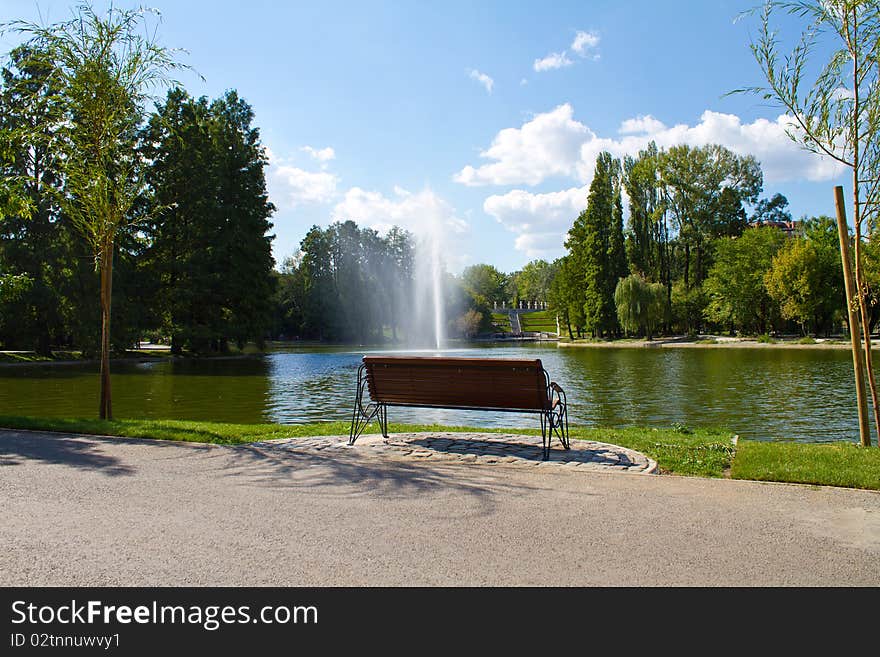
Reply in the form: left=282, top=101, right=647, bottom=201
left=254, top=432, right=658, bottom=475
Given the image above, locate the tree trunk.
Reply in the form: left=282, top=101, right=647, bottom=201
left=835, top=186, right=870, bottom=446
left=99, top=242, right=114, bottom=420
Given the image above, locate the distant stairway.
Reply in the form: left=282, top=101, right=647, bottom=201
left=509, top=311, right=522, bottom=334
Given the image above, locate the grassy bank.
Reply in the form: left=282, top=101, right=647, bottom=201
left=731, top=440, right=880, bottom=490
left=0, top=415, right=876, bottom=490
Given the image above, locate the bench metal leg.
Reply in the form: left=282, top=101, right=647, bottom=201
left=540, top=384, right=570, bottom=460
left=349, top=364, right=386, bottom=445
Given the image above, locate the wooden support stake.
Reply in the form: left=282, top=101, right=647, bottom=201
left=835, top=186, right=871, bottom=447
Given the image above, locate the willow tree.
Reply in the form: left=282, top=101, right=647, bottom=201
left=5, top=4, right=188, bottom=418
left=738, top=0, right=880, bottom=447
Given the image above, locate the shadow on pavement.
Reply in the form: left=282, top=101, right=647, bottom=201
left=0, top=430, right=135, bottom=476
left=218, top=443, right=573, bottom=516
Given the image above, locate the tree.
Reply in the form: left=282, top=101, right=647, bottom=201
left=7, top=5, right=188, bottom=418
left=740, top=0, right=880, bottom=446
left=751, top=192, right=793, bottom=225
left=461, top=263, right=507, bottom=306
left=513, top=259, right=555, bottom=305
left=567, top=151, right=627, bottom=337
left=207, top=91, right=276, bottom=350
left=765, top=217, right=844, bottom=336
left=658, top=144, right=763, bottom=289
left=141, top=89, right=275, bottom=352
left=547, top=256, right=578, bottom=339
left=0, top=46, right=65, bottom=353
left=703, top=226, right=786, bottom=335
left=614, top=274, right=665, bottom=339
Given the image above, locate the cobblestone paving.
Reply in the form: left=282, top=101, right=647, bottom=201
left=253, top=432, right=657, bottom=474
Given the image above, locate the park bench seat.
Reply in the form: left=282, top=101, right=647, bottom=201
left=349, top=356, right=570, bottom=460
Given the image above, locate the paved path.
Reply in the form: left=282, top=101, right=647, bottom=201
left=1, top=428, right=879, bottom=586
left=256, top=432, right=657, bottom=474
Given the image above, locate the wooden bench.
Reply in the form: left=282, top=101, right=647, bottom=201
left=349, top=356, right=570, bottom=460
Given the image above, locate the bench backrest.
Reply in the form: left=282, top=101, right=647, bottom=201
left=362, top=356, right=551, bottom=411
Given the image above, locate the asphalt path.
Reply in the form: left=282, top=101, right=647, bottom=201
left=1, top=429, right=878, bottom=586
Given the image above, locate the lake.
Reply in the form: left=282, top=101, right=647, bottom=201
left=0, top=343, right=862, bottom=443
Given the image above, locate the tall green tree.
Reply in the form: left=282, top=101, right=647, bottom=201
left=740, top=0, right=880, bottom=446
left=547, top=255, right=578, bottom=339
left=567, top=151, right=627, bottom=337
left=141, top=89, right=275, bottom=352
left=658, top=144, right=763, bottom=289
left=0, top=46, right=65, bottom=353
left=6, top=4, right=187, bottom=418
left=207, top=91, right=276, bottom=350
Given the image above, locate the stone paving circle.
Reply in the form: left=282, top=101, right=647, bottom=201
left=253, top=432, right=658, bottom=474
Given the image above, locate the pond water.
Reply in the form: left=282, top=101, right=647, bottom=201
left=0, top=343, right=863, bottom=443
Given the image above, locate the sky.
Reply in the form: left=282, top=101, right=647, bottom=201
left=0, top=0, right=851, bottom=274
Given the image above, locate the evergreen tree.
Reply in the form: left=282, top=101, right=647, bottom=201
left=567, top=152, right=626, bottom=337
left=141, top=88, right=275, bottom=352
left=0, top=46, right=66, bottom=354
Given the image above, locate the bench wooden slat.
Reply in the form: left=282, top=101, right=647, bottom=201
left=363, top=356, right=549, bottom=411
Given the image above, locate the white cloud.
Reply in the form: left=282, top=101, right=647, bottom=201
left=268, top=165, right=339, bottom=208
left=300, top=145, right=336, bottom=162
left=533, top=51, right=573, bottom=72
left=456, top=104, right=845, bottom=190
left=484, top=186, right=587, bottom=259
left=619, top=115, right=666, bottom=135
left=571, top=30, right=600, bottom=58
left=332, top=186, right=468, bottom=237
left=468, top=68, right=494, bottom=93
left=454, top=104, right=590, bottom=186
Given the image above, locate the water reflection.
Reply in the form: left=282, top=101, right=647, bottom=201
left=0, top=344, right=862, bottom=442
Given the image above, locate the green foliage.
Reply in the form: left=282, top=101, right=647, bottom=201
left=508, top=259, right=555, bottom=306
left=671, top=280, right=708, bottom=336
left=658, top=143, right=763, bottom=288
left=623, top=142, right=664, bottom=282
left=703, top=226, right=785, bottom=334
left=547, top=255, right=580, bottom=338
left=614, top=273, right=665, bottom=338
left=454, top=308, right=483, bottom=338
left=141, top=88, right=275, bottom=352
left=567, top=151, right=626, bottom=337
left=750, top=193, right=792, bottom=225
left=765, top=216, right=844, bottom=336
left=461, top=263, right=507, bottom=306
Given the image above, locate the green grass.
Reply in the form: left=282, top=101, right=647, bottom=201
left=519, top=310, right=557, bottom=332
left=731, top=439, right=880, bottom=490
left=796, top=336, right=816, bottom=344
left=2, top=415, right=877, bottom=489
left=695, top=338, right=718, bottom=344
left=756, top=334, right=777, bottom=343
left=490, top=313, right=511, bottom=332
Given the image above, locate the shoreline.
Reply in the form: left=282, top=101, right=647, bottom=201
left=2, top=336, right=874, bottom=366
left=556, top=336, right=871, bottom=349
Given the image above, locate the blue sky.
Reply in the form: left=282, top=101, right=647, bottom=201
left=1, top=1, right=849, bottom=274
